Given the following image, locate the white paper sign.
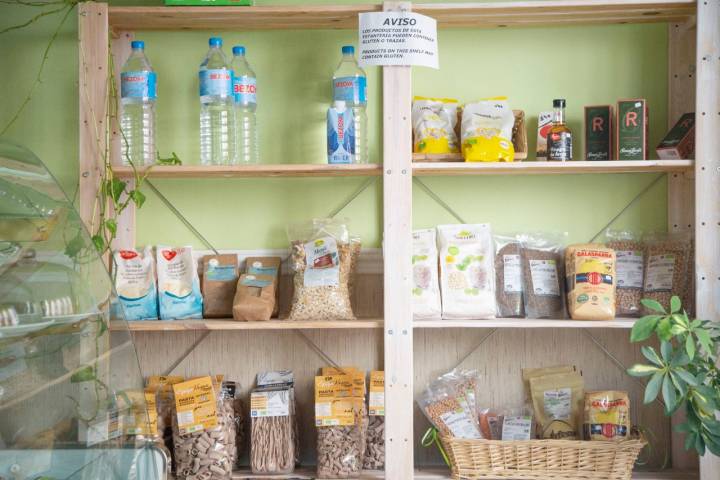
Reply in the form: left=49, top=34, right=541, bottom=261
left=358, top=12, right=438, bottom=69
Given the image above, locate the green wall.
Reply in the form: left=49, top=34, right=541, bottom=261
left=0, top=1, right=669, bottom=249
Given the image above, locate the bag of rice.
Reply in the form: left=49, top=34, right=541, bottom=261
left=412, top=228, right=441, bottom=320
left=412, top=97, right=460, bottom=154
left=114, top=246, right=158, bottom=321
left=461, top=97, right=515, bottom=162
left=438, top=224, right=496, bottom=319
left=157, top=246, right=203, bottom=320
left=565, top=244, right=616, bottom=320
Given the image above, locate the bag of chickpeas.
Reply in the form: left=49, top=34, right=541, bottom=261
left=604, top=230, right=644, bottom=317
left=642, top=232, right=691, bottom=314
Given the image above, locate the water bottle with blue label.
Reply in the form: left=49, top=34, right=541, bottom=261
left=199, top=37, right=235, bottom=165
left=327, top=100, right=355, bottom=164
left=231, top=45, right=258, bottom=164
left=120, top=40, right=156, bottom=166
left=332, top=45, right=368, bottom=164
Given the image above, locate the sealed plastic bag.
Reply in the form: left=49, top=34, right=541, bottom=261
left=565, top=244, right=616, bottom=320
left=172, top=376, right=233, bottom=480
left=519, top=233, right=567, bottom=319
left=412, top=97, right=460, bottom=154
left=494, top=235, right=524, bottom=318
left=642, top=231, right=691, bottom=314
left=604, top=230, right=644, bottom=317
left=157, top=246, right=203, bottom=320
left=288, top=219, right=355, bottom=321
left=461, top=97, right=515, bottom=162
left=114, top=247, right=158, bottom=320
left=438, top=224, right=496, bottom=319
left=412, top=228, right=441, bottom=320
left=417, top=381, right=482, bottom=439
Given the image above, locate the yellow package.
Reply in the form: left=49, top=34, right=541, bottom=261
left=172, top=376, right=219, bottom=435
left=412, top=97, right=460, bottom=154
left=461, top=97, right=515, bottom=162
left=584, top=391, right=631, bottom=441
left=565, top=244, right=616, bottom=320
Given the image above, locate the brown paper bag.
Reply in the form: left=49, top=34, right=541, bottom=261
left=202, top=254, right=238, bottom=318
left=232, top=257, right=281, bottom=321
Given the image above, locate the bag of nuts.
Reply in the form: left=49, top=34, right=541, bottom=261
left=519, top=232, right=568, bottom=319
left=315, top=374, right=365, bottom=478
left=642, top=231, right=691, bottom=314
left=171, top=376, right=234, bottom=480
left=604, top=230, right=645, bottom=317
left=287, top=219, right=355, bottom=321
left=249, top=371, right=297, bottom=475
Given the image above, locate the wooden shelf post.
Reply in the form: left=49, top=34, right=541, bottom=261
left=382, top=2, right=414, bottom=478
left=695, top=0, right=720, bottom=478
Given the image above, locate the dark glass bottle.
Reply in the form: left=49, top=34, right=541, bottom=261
left=547, top=99, right=573, bottom=161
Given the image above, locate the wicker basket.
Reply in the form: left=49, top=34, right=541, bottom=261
left=441, top=436, right=646, bottom=480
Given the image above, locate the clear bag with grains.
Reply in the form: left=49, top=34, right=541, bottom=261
left=172, top=378, right=233, bottom=480
left=416, top=382, right=482, bottom=439
left=317, top=406, right=365, bottom=479
left=642, top=231, right=691, bottom=314
left=494, top=235, right=524, bottom=318
left=519, top=232, right=568, bottom=319
left=604, top=229, right=644, bottom=317
left=287, top=219, right=355, bottom=321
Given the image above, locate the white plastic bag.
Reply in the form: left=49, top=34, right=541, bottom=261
left=412, top=97, right=459, bottom=154
left=438, top=224, right=496, bottom=319
left=114, top=246, right=158, bottom=321
left=412, top=229, right=441, bottom=320
left=157, top=246, right=203, bottom=320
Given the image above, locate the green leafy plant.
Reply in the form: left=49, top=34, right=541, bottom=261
left=628, top=296, right=720, bottom=455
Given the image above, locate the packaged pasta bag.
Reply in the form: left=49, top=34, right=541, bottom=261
left=438, top=224, right=496, bottom=319
left=461, top=97, right=515, bottom=162
left=412, top=97, right=460, bottom=154
left=287, top=219, right=355, bottom=321
left=412, top=228, right=441, bottom=320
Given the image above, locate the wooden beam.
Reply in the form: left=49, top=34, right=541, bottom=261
left=382, top=2, right=414, bottom=479
left=695, top=0, right=720, bottom=477
left=78, top=2, right=109, bottom=232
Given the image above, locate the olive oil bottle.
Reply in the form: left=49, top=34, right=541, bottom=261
left=547, top=99, right=573, bottom=161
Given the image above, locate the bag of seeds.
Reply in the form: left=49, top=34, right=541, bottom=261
left=250, top=371, right=297, bottom=475
left=530, top=371, right=584, bottom=440
left=202, top=254, right=239, bottom=318
left=565, top=244, right=616, bottom=321
left=412, top=228, right=441, bottom=320
left=494, top=235, right=524, bottom=318
left=519, top=233, right=567, bottom=319
left=604, top=230, right=644, bottom=317
left=438, top=224, right=496, bottom=319
left=287, top=219, right=355, bottom=321
left=642, top=231, right=691, bottom=314
left=171, top=376, right=233, bottom=480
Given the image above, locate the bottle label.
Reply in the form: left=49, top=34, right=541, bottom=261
left=327, top=106, right=355, bottom=164
left=333, top=76, right=367, bottom=105
left=233, top=76, right=257, bottom=105
left=548, top=131, right=572, bottom=160
left=199, top=69, right=232, bottom=97
left=121, top=71, right=157, bottom=99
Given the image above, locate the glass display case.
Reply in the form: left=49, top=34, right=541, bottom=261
left=0, top=140, right=167, bottom=479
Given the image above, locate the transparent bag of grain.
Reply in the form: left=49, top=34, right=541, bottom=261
left=642, top=231, right=691, bottom=314
left=604, top=229, right=644, bottom=317
left=316, top=401, right=365, bottom=479
left=519, top=232, right=568, bottom=319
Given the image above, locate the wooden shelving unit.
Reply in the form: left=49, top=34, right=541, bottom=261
left=78, top=0, right=719, bottom=478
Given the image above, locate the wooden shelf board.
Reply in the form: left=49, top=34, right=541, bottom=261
left=108, top=1, right=695, bottom=31
left=223, top=467, right=697, bottom=479
left=412, top=160, right=694, bottom=175
left=108, top=4, right=381, bottom=31
left=415, top=317, right=639, bottom=328
left=112, top=319, right=384, bottom=331
left=112, top=164, right=382, bottom=179
left=415, top=0, right=696, bottom=28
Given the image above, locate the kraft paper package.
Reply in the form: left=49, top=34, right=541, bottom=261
left=202, top=254, right=239, bottom=318
left=232, top=257, right=281, bottom=321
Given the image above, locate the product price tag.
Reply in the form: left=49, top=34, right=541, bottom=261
left=251, top=390, right=290, bottom=417
left=439, top=409, right=482, bottom=439
left=173, top=376, right=218, bottom=435
left=529, top=259, right=560, bottom=296
left=358, top=12, right=438, bottom=69
left=503, top=254, right=522, bottom=293
left=616, top=250, right=644, bottom=289
left=501, top=415, right=533, bottom=440
left=645, top=254, right=675, bottom=292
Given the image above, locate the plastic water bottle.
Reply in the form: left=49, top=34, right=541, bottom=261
left=120, top=40, right=156, bottom=166
left=332, top=45, right=368, bottom=164
left=231, top=46, right=258, bottom=164
left=199, top=37, right=235, bottom=166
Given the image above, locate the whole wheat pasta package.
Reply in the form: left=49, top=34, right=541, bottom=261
left=565, top=244, right=616, bottom=320
left=412, top=228, right=441, bottom=320
left=287, top=219, right=355, bottom=321
left=171, top=376, right=233, bottom=480
left=438, top=224, right=496, bottom=319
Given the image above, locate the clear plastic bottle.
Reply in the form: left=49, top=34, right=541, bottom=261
left=231, top=45, right=258, bottom=164
left=332, top=45, right=368, bottom=164
left=199, top=37, right=235, bottom=166
left=120, top=40, right=156, bottom=166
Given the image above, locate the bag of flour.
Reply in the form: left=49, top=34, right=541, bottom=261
left=114, top=247, right=158, bottom=321
left=157, top=246, right=203, bottom=320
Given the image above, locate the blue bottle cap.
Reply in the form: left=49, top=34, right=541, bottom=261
left=209, top=37, right=223, bottom=47
left=232, top=46, right=246, bottom=56
left=342, top=45, right=354, bottom=55
left=131, top=40, right=145, bottom=49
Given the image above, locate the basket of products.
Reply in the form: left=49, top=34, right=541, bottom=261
left=418, top=366, right=647, bottom=480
